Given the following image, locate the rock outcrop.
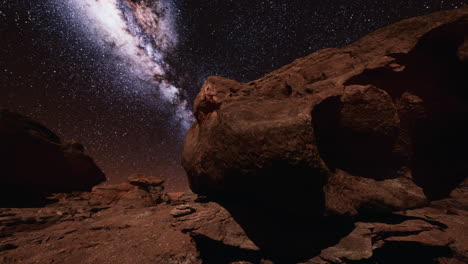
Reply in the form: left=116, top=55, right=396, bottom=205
left=0, top=178, right=263, bottom=264
left=182, top=7, right=468, bottom=263
left=1, top=182, right=466, bottom=264
left=0, top=109, right=105, bottom=206
left=0, top=184, right=200, bottom=264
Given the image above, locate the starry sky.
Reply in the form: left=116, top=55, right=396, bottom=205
left=1, top=0, right=466, bottom=191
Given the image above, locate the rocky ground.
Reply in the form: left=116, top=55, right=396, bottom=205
left=0, top=174, right=282, bottom=264
left=0, top=176, right=466, bottom=264
left=1, top=7, right=467, bottom=264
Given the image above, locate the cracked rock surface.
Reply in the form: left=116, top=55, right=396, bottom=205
left=182, top=7, right=468, bottom=263
left=0, top=178, right=262, bottom=264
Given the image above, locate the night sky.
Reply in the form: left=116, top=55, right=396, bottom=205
left=1, top=0, right=466, bottom=191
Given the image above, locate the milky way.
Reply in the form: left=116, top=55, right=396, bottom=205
left=66, top=0, right=192, bottom=129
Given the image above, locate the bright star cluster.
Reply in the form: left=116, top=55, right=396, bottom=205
left=67, top=0, right=192, bottom=128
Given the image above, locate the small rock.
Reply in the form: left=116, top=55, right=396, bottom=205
left=175, top=204, right=193, bottom=211
left=128, top=174, right=164, bottom=188
left=170, top=204, right=196, bottom=217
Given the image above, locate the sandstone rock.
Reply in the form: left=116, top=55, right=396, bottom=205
left=2, top=182, right=463, bottom=264
left=72, top=175, right=169, bottom=209
left=0, top=186, right=261, bottom=264
left=89, top=183, right=155, bottom=208
left=170, top=204, right=196, bottom=217
left=0, top=201, right=202, bottom=264
left=128, top=174, right=164, bottom=187
left=171, top=200, right=264, bottom=263
left=0, top=109, right=105, bottom=207
left=182, top=7, right=468, bottom=262
left=306, top=191, right=468, bottom=264
left=172, top=202, right=258, bottom=251
left=167, top=192, right=198, bottom=205
left=127, top=174, right=168, bottom=204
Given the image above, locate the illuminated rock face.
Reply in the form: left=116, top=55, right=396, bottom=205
left=0, top=109, right=105, bottom=206
left=182, top=8, right=468, bottom=262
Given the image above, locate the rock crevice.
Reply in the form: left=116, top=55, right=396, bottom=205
left=182, top=7, right=468, bottom=263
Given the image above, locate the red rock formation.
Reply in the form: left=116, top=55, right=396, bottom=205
left=182, top=7, right=468, bottom=263
left=0, top=109, right=105, bottom=206
left=0, top=178, right=263, bottom=264
left=0, top=176, right=466, bottom=263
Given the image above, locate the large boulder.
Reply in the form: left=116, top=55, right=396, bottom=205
left=0, top=109, right=106, bottom=206
left=182, top=8, right=468, bottom=262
